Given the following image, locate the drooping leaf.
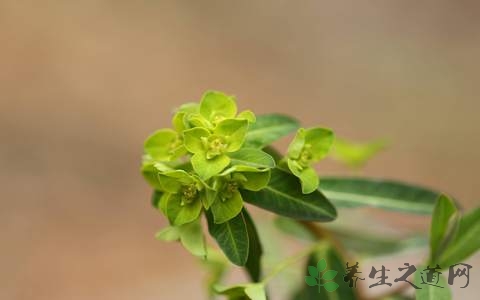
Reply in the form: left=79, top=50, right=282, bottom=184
left=415, top=267, right=452, bottom=300
left=229, top=148, right=276, bottom=169
left=319, top=177, right=441, bottom=214
left=244, top=114, right=300, bottom=148
left=242, top=169, right=337, bottom=222
left=243, top=208, right=263, bottom=282
left=429, top=195, right=459, bottom=264
left=207, top=210, right=250, bottom=266
left=438, top=207, right=480, bottom=267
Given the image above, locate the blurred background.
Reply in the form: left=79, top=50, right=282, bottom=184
left=1, top=1, right=479, bottom=299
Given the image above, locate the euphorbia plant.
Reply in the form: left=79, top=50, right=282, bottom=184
left=141, top=91, right=480, bottom=300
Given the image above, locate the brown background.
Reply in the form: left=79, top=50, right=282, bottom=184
left=1, top=1, right=479, bottom=299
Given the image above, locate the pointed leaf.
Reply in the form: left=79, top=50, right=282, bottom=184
left=429, top=195, right=459, bottom=264
left=438, top=207, right=480, bottom=267
left=244, top=114, right=300, bottom=148
left=319, top=177, right=441, bottom=214
left=229, top=148, right=276, bottom=169
left=207, top=210, right=249, bottom=266
left=242, top=169, right=337, bottom=222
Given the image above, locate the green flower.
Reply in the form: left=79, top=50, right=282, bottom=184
left=207, top=167, right=271, bottom=223
left=183, top=91, right=255, bottom=130
left=157, top=170, right=204, bottom=226
left=183, top=118, right=249, bottom=180
left=287, top=127, right=334, bottom=194
left=144, top=129, right=186, bottom=162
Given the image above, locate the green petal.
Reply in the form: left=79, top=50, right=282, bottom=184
left=144, top=129, right=178, bottom=161
left=199, top=90, right=237, bottom=121
left=166, top=193, right=203, bottom=226
left=155, top=226, right=180, bottom=241
left=299, top=167, right=319, bottom=194
left=141, top=161, right=163, bottom=190
left=240, top=170, right=271, bottom=191
left=228, top=148, right=276, bottom=170
left=287, top=128, right=306, bottom=159
left=214, top=119, right=249, bottom=152
left=211, top=190, right=244, bottom=224
left=304, top=127, right=334, bottom=161
left=191, top=153, right=231, bottom=180
left=183, top=127, right=210, bottom=153
left=179, top=219, right=207, bottom=258
left=157, top=169, right=195, bottom=193
left=237, top=110, right=256, bottom=123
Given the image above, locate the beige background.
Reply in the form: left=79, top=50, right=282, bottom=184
left=1, top=1, right=479, bottom=299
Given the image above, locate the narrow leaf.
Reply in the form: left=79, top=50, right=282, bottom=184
left=319, top=177, right=441, bottom=214
left=244, top=114, right=300, bottom=148
left=242, top=169, right=337, bottom=222
left=429, top=195, right=459, bottom=264
left=438, top=207, right=480, bottom=267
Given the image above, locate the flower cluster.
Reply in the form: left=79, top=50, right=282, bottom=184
left=142, top=91, right=273, bottom=226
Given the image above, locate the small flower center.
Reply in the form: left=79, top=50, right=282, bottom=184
left=221, top=181, right=238, bottom=202
left=181, top=184, right=198, bottom=205
left=206, top=135, right=228, bottom=159
left=298, top=143, right=313, bottom=168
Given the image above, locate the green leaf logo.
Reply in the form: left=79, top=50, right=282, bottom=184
left=305, top=258, right=339, bottom=293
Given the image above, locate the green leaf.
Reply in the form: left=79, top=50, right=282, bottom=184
left=207, top=210, right=250, bottom=266
left=200, top=90, right=237, bottom=121
left=144, top=129, right=179, bottom=161
left=191, top=153, right=230, bottom=180
left=287, top=128, right=306, bottom=159
left=415, top=268, right=452, bottom=300
left=244, top=114, right=300, bottom=148
left=322, top=270, right=338, bottom=281
left=229, top=148, right=276, bottom=169
left=317, top=258, right=327, bottom=273
left=304, top=127, right=334, bottom=161
left=319, top=177, right=441, bottom=214
left=429, top=195, right=459, bottom=264
left=331, top=138, right=387, bottom=169
left=438, top=207, right=480, bottom=267
left=323, top=281, right=339, bottom=292
left=183, top=127, right=210, bottom=153
left=305, top=276, right=317, bottom=287
left=211, top=190, right=244, bottom=224
left=155, top=226, right=180, bottom=241
left=242, top=169, right=337, bottom=222
left=238, top=110, right=256, bottom=123
left=215, top=119, right=249, bottom=152
left=179, top=219, right=207, bottom=258
left=151, top=190, right=163, bottom=209
left=164, top=193, right=202, bottom=226
left=243, top=208, right=263, bottom=282
left=244, top=284, right=266, bottom=300
left=308, top=266, right=318, bottom=277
